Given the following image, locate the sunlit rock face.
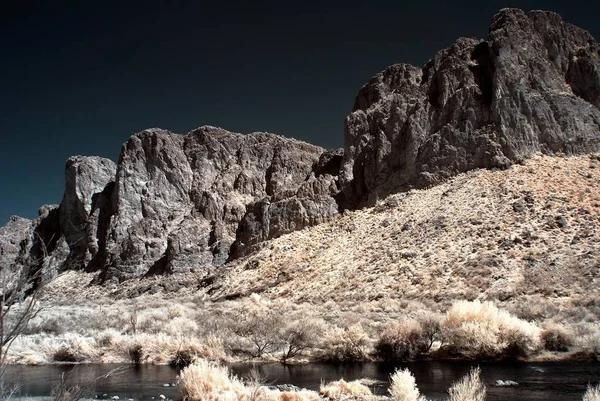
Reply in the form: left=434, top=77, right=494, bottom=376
left=3, top=8, right=600, bottom=282
left=59, top=156, right=116, bottom=270
left=99, top=126, right=340, bottom=280
left=341, top=8, right=600, bottom=208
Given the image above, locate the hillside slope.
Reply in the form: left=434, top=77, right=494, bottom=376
left=26, top=154, right=600, bottom=366
left=212, top=154, right=600, bottom=309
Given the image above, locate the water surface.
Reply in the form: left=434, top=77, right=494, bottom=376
left=4, top=361, right=599, bottom=400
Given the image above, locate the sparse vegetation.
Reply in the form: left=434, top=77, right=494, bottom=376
left=583, top=384, right=600, bottom=401
left=389, top=368, right=425, bottom=401
left=446, top=367, right=486, bottom=401
left=319, top=379, right=372, bottom=399
left=320, top=324, right=370, bottom=362
left=2, top=155, right=600, bottom=372
left=541, top=327, right=572, bottom=352
left=441, top=301, right=541, bottom=359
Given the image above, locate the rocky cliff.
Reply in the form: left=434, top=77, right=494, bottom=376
left=1, top=126, right=341, bottom=281
left=2, top=8, right=600, bottom=282
left=340, top=8, right=600, bottom=207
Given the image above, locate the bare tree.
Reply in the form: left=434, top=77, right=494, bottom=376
left=0, top=234, right=50, bottom=396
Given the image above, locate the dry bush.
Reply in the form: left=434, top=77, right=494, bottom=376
left=418, top=312, right=443, bottom=351
left=280, top=317, right=324, bottom=362
left=128, top=343, right=143, bottom=365
left=583, top=384, right=600, bottom=401
left=319, top=379, right=371, bottom=399
left=442, top=301, right=541, bottom=358
left=179, top=359, right=247, bottom=401
left=321, top=324, right=370, bottom=362
left=53, top=347, right=84, bottom=363
left=577, top=329, right=600, bottom=357
left=389, top=368, right=425, bottom=401
left=375, top=319, right=428, bottom=361
left=447, top=367, right=486, bottom=401
left=540, top=327, right=572, bottom=352
left=226, top=295, right=284, bottom=357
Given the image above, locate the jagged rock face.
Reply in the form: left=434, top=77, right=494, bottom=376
left=101, top=126, right=336, bottom=279
left=231, top=148, right=343, bottom=258
left=0, top=216, right=33, bottom=270
left=60, top=156, right=116, bottom=270
left=341, top=8, right=600, bottom=207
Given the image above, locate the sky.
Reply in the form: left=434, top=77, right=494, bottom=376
left=1, top=0, right=599, bottom=224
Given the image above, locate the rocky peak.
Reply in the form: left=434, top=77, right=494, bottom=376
left=341, top=8, right=600, bottom=208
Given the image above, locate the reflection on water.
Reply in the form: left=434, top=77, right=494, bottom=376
left=3, top=361, right=599, bottom=400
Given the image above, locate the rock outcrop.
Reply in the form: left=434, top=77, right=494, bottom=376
left=98, top=126, right=340, bottom=279
left=60, top=156, right=116, bottom=270
left=341, top=8, right=600, bottom=207
left=2, top=8, right=600, bottom=282
left=0, top=216, right=33, bottom=272
left=2, top=127, right=340, bottom=281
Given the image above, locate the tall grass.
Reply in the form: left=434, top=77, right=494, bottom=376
left=389, top=368, right=425, bottom=401
left=179, top=359, right=246, bottom=401
left=319, top=379, right=371, bottom=399
left=583, top=384, right=600, bottom=401
left=447, top=367, right=486, bottom=401
left=442, top=301, right=541, bottom=358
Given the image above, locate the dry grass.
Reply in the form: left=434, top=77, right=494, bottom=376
left=8, top=154, right=599, bottom=365
left=319, top=379, right=372, bottom=399
left=583, top=384, right=600, bottom=401
left=180, top=359, right=322, bottom=401
left=389, top=369, right=425, bottom=401
left=179, top=359, right=246, bottom=401
left=447, top=367, right=486, bottom=401
left=442, top=300, right=541, bottom=358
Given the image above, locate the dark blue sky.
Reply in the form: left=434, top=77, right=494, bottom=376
left=1, top=1, right=598, bottom=224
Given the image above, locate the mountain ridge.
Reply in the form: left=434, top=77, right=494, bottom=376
left=2, top=8, right=600, bottom=284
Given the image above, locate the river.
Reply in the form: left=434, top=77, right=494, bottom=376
left=3, top=361, right=599, bottom=400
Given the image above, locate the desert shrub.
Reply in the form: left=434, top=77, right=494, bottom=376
left=179, top=359, right=246, bottom=401
left=375, top=319, right=428, bottom=361
left=418, top=312, right=444, bottom=351
left=389, top=368, right=425, bottom=401
left=280, top=317, right=324, bottom=363
left=227, top=295, right=284, bottom=357
left=53, top=347, right=83, bottom=363
left=319, top=379, right=371, bottom=399
left=321, top=324, right=370, bottom=362
left=128, top=343, right=143, bottom=365
left=541, top=327, right=572, bottom=352
left=447, top=367, right=486, bottom=401
left=578, top=330, right=600, bottom=357
left=95, top=329, right=120, bottom=348
left=26, top=316, right=65, bottom=335
left=442, top=300, right=541, bottom=358
left=583, top=384, right=600, bottom=401
left=500, top=318, right=542, bottom=358
left=170, top=348, right=197, bottom=369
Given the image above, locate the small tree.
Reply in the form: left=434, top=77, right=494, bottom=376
left=280, top=318, right=322, bottom=363
left=230, top=295, right=282, bottom=358
left=1, top=234, right=49, bottom=394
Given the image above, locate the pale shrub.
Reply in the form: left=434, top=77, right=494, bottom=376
left=578, top=329, right=600, bottom=356
left=442, top=301, right=541, bottom=357
left=321, top=324, right=370, bottom=362
left=447, top=367, right=486, bottom=401
left=319, top=379, right=371, bottom=399
left=540, top=326, right=572, bottom=352
left=389, top=368, right=426, bottom=401
left=163, top=316, right=199, bottom=337
left=179, top=359, right=246, bottom=401
left=376, top=319, right=427, bottom=361
left=583, top=384, right=600, bottom=401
